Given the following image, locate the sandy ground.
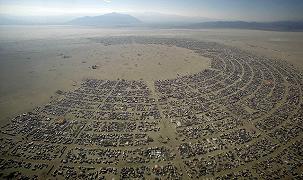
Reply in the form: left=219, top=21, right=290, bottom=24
left=0, top=34, right=209, bottom=124
left=0, top=26, right=302, bottom=124
left=186, top=29, right=303, bottom=70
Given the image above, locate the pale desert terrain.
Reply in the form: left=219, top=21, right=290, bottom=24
left=0, top=26, right=303, bottom=179
left=0, top=26, right=302, bottom=124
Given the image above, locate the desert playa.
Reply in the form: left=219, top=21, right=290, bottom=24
left=0, top=26, right=303, bottom=179
left=0, top=26, right=303, bottom=124
left=1, top=0, right=303, bottom=179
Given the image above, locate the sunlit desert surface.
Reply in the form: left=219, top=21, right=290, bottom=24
left=0, top=26, right=303, bottom=179
left=1, top=26, right=302, bottom=124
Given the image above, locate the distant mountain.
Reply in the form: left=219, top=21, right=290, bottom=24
left=131, top=12, right=216, bottom=24
left=68, top=13, right=142, bottom=26
left=1, top=13, right=303, bottom=32
left=186, top=21, right=303, bottom=31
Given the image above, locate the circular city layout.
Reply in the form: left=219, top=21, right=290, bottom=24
left=1, top=37, right=302, bottom=179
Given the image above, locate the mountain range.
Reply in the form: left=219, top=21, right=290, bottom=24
left=1, top=12, right=303, bottom=31
left=68, top=13, right=142, bottom=26
left=185, top=21, right=303, bottom=31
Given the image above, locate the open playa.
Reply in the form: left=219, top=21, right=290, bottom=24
left=1, top=26, right=303, bottom=124
left=0, top=26, right=303, bottom=179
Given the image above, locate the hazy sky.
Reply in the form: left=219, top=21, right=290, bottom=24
left=1, top=0, right=303, bottom=21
